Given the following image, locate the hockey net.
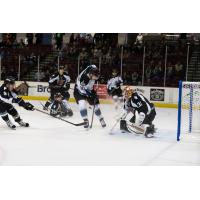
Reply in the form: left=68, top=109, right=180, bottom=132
left=177, top=81, right=200, bottom=141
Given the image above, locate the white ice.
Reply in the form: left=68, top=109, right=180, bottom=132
left=0, top=101, right=199, bottom=166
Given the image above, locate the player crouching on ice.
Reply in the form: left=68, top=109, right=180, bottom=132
left=107, top=69, right=123, bottom=110
left=0, top=77, right=34, bottom=129
left=50, top=92, right=73, bottom=117
left=74, top=65, right=106, bottom=129
left=120, top=86, right=156, bottom=138
left=43, top=66, right=73, bottom=117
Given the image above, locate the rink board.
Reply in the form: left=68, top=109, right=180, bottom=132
left=0, top=81, right=178, bottom=108
left=21, top=95, right=178, bottom=108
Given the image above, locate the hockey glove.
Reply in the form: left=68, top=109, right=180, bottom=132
left=24, top=102, right=34, bottom=111
left=116, top=82, right=121, bottom=88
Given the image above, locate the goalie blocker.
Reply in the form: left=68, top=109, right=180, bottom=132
left=120, top=87, right=156, bottom=138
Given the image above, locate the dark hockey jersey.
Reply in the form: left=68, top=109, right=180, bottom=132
left=49, top=72, right=71, bottom=90
left=0, top=84, right=24, bottom=105
left=75, top=65, right=97, bottom=96
left=125, top=92, right=154, bottom=115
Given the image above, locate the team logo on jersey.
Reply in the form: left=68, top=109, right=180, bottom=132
left=150, top=89, right=165, bottom=101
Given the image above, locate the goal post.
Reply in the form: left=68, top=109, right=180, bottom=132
left=177, top=81, right=200, bottom=141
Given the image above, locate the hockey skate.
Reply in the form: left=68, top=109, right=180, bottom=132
left=145, top=127, right=154, bottom=138
left=6, top=120, right=16, bottom=130
left=83, top=119, right=89, bottom=129
left=100, top=118, right=106, bottom=128
left=17, top=119, right=29, bottom=127
left=66, top=109, right=73, bottom=117
left=149, top=124, right=156, bottom=133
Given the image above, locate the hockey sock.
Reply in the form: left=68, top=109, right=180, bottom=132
left=1, top=114, right=9, bottom=122
left=113, top=96, right=118, bottom=109
left=7, top=107, right=21, bottom=123
left=94, top=105, right=103, bottom=119
left=80, top=109, right=88, bottom=119
left=79, top=100, right=88, bottom=120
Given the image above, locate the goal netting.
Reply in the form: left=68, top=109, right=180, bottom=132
left=177, top=81, right=200, bottom=141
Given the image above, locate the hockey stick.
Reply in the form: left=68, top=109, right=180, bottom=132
left=109, top=112, right=128, bottom=134
left=109, top=117, right=121, bottom=134
left=90, top=98, right=96, bottom=129
left=39, top=101, right=48, bottom=110
left=34, top=108, right=85, bottom=126
left=90, top=82, right=99, bottom=129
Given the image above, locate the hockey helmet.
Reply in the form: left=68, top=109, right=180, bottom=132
left=4, top=77, right=16, bottom=85
left=112, top=68, right=118, bottom=76
left=123, top=86, right=133, bottom=98
left=89, top=65, right=100, bottom=78
left=58, top=66, right=65, bottom=70
left=54, top=92, right=63, bottom=99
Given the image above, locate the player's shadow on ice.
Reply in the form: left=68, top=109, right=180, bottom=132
left=110, top=129, right=177, bottom=143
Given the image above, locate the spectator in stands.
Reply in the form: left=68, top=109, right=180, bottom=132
left=175, top=61, right=183, bottom=75
left=19, top=39, right=25, bottom=48
left=26, top=33, right=34, bottom=45
left=105, top=47, right=112, bottom=65
left=69, top=33, right=75, bottom=44
left=44, top=69, right=50, bottom=82
left=1, top=67, right=6, bottom=80
left=99, top=74, right=106, bottom=84
left=35, top=70, right=45, bottom=81
left=134, top=33, right=143, bottom=54
left=85, top=34, right=93, bottom=44
left=7, top=68, right=17, bottom=80
left=145, top=61, right=154, bottom=85
left=123, top=71, right=132, bottom=85
left=35, top=33, right=43, bottom=45
left=152, top=62, right=162, bottom=82
left=24, top=37, right=28, bottom=46
left=79, top=48, right=88, bottom=60
left=55, top=33, right=65, bottom=50
left=135, top=33, right=143, bottom=45
left=132, top=71, right=139, bottom=85
left=166, top=62, right=174, bottom=79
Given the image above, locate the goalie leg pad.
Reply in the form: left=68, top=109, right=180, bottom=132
left=126, top=121, right=146, bottom=134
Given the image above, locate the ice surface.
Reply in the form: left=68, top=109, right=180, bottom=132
left=0, top=101, right=199, bottom=166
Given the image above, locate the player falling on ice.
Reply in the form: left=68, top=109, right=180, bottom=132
left=50, top=92, right=73, bottom=117
left=120, top=86, right=156, bottom=138
left=43, top=65, right=73, bottom=116
left=0, top=77, right=34, bottom=129
left=74, top=65, right=106, bottom=129
left=107, top=69, right=123, bottom=110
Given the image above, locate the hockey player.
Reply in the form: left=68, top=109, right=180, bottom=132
left=50, top=92, right=73, bottom=117
left=120, top=86, right=156, bottom=138
left=44, top=66, right=73, bottom=116
left=107, top=69, right=123, bottom=110
left=0, top=77, right=34, bottom=129
left=74, top=65, right=106, bottom=129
